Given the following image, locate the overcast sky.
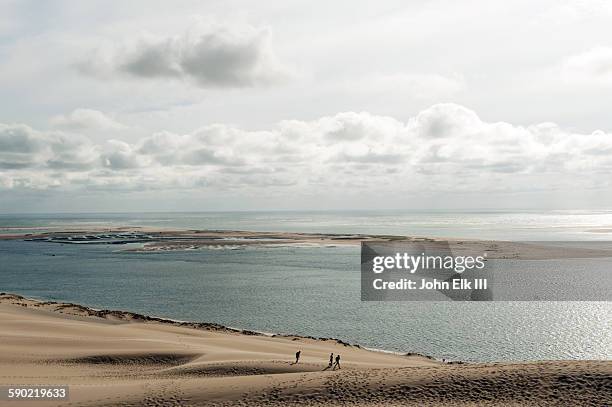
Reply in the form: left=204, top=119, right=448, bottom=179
left=1, top=0, right=612, bottom=212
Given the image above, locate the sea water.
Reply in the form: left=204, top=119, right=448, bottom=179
left=0, top=211, right=610, bottom=362
left=3, top=209, right=612, bottom=240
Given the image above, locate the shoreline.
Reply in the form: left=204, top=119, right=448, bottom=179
left=1, top=291, right=610, bottom=405
left=0, top=292, right=440, bottom=363
left=3, top=292, right=608, bottom=365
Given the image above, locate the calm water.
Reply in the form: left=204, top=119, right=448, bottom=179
left=3, top=210, right=612, bottom=240
left=0, top=211, right=610, bottom=362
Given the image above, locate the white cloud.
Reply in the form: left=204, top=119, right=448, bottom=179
left=80, top=20, right=290, bottom=88
left=51, top=109, right=127, bottom=131
left=2, top=104, right=612, bottom=197
left=561, top=46, right=612, bottom=84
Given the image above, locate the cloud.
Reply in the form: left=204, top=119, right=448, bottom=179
left=46, top=133, right=100, bottom=170
left=412, top=103, right=482, bottom=139
left=80, top=21, right=289, bottom=88
left=319, top=112, right=403, bottom=142
left=51, top=109, right=127, bottom=131
left=0, top=124, right=46, bottom=170
left=0, top=124, right=44, bottom=154
left=561, top=46, right=612, bottom=84
left=0, top=123, right=98, bottom=171
left=2, top=104, right=612, bottom=195
left=101, top=140, right=147, bottom=170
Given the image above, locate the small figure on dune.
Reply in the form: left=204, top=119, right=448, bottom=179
left=295, top=350, right=301, bottom=364
left=333, top=354, right=341, bottom=370
left=328, top=353, right=334, bottom=368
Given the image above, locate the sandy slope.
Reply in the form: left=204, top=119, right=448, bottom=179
left=0, top=294, right=610, bottom=406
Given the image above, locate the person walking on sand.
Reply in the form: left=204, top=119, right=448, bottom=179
left=328, top=353, right=334, bottom=368
left=333, top=354, right=341, bottom=370
left=295, top=350, right=301, bottom=364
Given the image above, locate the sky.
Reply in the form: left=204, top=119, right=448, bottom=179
left=1, top=0, right=612, bottom=212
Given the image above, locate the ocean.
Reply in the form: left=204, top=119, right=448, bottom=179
left=0, top=211, right=610, bottom=362
left=3, top=209, right=612, bottom=240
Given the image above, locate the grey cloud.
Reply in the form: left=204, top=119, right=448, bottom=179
left=414, top=103, right=482, bottom=138
left=101, top=154, right=139, bottom=170
left=179, top=30, right=267, bottom=87
left=0, top=124, right=44, bottom=153
left=0, top=160, right=34, bottom=169
left=122, top=41, right=181, bottom=78
left=0, top=124, right=46, bottom=170
left=101, top=141, right=144, bottom=170
left=86, top=23, right=289, bottom=88
left=0, top=124, right=98, bottom=170
left=46, top=160, right=93, bottom=170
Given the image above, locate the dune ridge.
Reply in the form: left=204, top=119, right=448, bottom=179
left=0, top=293, right=394, bottom=352
left=0, top=293, right=610, bottom=406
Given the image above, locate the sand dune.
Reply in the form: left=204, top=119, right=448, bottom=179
left=0, top=293, right=610, bottom=406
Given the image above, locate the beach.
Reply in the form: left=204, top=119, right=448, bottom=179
left=1, top=293, right=610, bottom=406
